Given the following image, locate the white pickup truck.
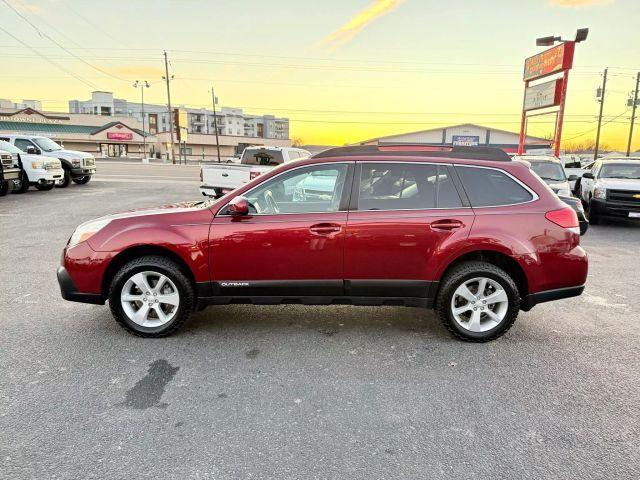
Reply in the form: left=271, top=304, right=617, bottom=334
left=579, top=158, right=640, bottom=224
left=0, top=140, right=64, bottom=192
left=199, top=146, right=311, bottom=198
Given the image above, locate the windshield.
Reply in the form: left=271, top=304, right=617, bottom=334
left=33, top=137, right=63, bottom=152
left=0, top=140, right=22, bottom=154
left=530, top=161, right=566, bottom=182
left=599, top=163, right=640, bottom=179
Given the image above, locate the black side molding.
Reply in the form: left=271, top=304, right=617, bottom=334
left=57, top=266, right=104, bottom=305
left=521, top=285, right=585, bottom=311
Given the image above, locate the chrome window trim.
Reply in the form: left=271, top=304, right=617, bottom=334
left=217, top=161, right=353, bottom=217
left=453, top=164, right=539, bottom=208
left=352, top=160, right=470, bottom=212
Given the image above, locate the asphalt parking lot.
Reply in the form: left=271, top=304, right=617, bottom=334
left=1, top=161, right=639, bottom=479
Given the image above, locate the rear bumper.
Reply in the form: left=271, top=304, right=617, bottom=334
left=57, top=266, right=104, bottom=305
left=521, top=285, right=585, bottom=311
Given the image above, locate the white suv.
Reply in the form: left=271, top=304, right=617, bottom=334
left=1, top=135, right=96, bottom=188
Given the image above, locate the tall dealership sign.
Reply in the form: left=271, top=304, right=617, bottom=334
left=518, top=42, right=575, bottom=156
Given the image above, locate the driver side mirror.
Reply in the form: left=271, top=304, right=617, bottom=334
left=582, top=172, right=594, bottom=179
left=227, top=196, right=249, bottom=216
left=568, top=174, right=579, bottom=181
left=26, top=146, right=39, bottom=155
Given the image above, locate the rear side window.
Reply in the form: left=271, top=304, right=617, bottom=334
left=358, top=163, right=462, bottom=210
left=456, top=166, right=533, bottom=207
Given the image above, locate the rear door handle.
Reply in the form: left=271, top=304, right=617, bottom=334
left=309, top=223, right=342, bottom=235
left=430, top=219, right=464, bottom=231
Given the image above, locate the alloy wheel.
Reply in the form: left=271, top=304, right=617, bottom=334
left=450, top=277, right=509, bottom=333
left=120, top=271, right=180, bottom=327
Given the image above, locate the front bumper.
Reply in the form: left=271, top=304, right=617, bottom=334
left=32, top=170, right=64, bottom=184
left=71, top=167, right=96, bottom=176
left=591, top=198, right=640, bottom=219
left=521, top=285, right=585, bottom=311
left=57, top=266, right=104, bottom=305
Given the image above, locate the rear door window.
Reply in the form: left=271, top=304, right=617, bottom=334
left=456, top=166, right=533, bottom=207
left=358, top=163, right=462, bottom=210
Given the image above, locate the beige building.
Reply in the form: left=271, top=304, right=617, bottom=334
left=0, top=106, right=291, bottom=161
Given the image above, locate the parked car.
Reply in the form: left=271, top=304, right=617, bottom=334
left=559, top=155, right=587, bottom=192
left=0, top=148, right=21, bottom=196
left=58, top=145, right=588, bottom=342
left=517, top=155, right=576, bottom=197
left=199, top=146, right=311, bottom=198
left=558, top=195, right=588, bottom=235
left=579, top=158, right=640, bottom=224
left=0, top=140, right=63, bottom=192
left=0, top=135, right=96, bottom=188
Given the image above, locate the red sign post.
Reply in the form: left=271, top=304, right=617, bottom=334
left=518, top=42, right=575, bottom=156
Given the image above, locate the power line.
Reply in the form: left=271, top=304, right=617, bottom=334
left=0, top=24, right=98, bottom=89
left=1, top=0, right=131, bottom=83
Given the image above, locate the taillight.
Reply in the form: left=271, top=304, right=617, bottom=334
left=545, top=207, right=578, bottom=229
left=249, top=171, right=261, bottom=180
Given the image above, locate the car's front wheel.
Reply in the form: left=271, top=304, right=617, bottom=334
left=72, top=175, right=91, bottom=185
left=56, top=167, right=71, bottom=188
left=436, top=261, right=520, bottom=342
left=108, top=256, right=194, bottom=337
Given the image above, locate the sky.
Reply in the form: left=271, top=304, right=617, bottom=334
left=1, top=0, right=639, bottom=150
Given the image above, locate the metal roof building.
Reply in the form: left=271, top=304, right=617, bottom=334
left=354, top=123, right=552, bottom=153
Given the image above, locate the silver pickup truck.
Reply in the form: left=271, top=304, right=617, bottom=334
left=199, top=146, right=310, bottom=198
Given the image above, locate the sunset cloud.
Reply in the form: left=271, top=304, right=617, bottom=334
left=320, top=0, right=406, bottom=50
left=550, top=0, right=612, bottom=7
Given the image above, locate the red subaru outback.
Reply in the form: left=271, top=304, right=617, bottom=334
left=57, top=146, right=587, bottom=342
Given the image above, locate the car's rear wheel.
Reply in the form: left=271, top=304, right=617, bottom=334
left=108, top=256, right=194, bottom=337
left=436, top=261, right=520, bottom=342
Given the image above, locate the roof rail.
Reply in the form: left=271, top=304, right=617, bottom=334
left=312, top=144, right=512, bottom=162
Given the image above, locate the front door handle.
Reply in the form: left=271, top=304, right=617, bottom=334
left=309, top=223, right=342, bottom=235
left=430, top=219, right=464, bottom=231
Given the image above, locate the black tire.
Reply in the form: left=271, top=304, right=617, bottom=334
left=35, top=182, right=55, bottom=191
left=108, top=255, right=194, bottom=337
left=588, top=199, right=600, bottom=225
left=436, top=261, right=521, bottom=342
left=11, top=171, right=29, bottom=194
left=56, top=167, right=71, bottom=188
left=0, top=180, right=9, bottom=197
left=72, top=175, right=91, bottom=185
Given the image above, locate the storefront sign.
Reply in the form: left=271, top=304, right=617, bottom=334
left=452, top=135, right=480, bottom=146
left=107, top=132, right=133, bottom=141
left=524, top=79, right=563, bottom=111
left=523, top=42, right=574, bottom=81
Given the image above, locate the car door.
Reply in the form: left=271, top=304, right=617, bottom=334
left=208, top=162, right=353, bottom=297
left=344, top=162, right=473, bottom=299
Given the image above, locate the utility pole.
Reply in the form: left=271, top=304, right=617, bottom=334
left=593, top=67, right=608, bottom=161
left=626, top=71, right=640, bottom=157
left=163, top=51, right=175, bottom=164
left=211, top=86, right=221, bottom=163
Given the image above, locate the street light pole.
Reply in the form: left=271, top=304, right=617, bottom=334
left=133, top=80, right=150, bottom=159
left=163, top=51, right=175, bottom=164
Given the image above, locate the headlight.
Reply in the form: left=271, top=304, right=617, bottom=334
left=68, top=218, right=111, bottom=248
left=556, top=188, right=572, bottom=197
left=31, top=161, right=44, bottom=169
left=593, top=186, right=607, bottom=200
left=71, top=159, right=81, bottom=167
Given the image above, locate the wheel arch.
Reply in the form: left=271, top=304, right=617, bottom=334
left=434, top=249, right=529, bottom=301
left=101, top=245, right=197, bottom=298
